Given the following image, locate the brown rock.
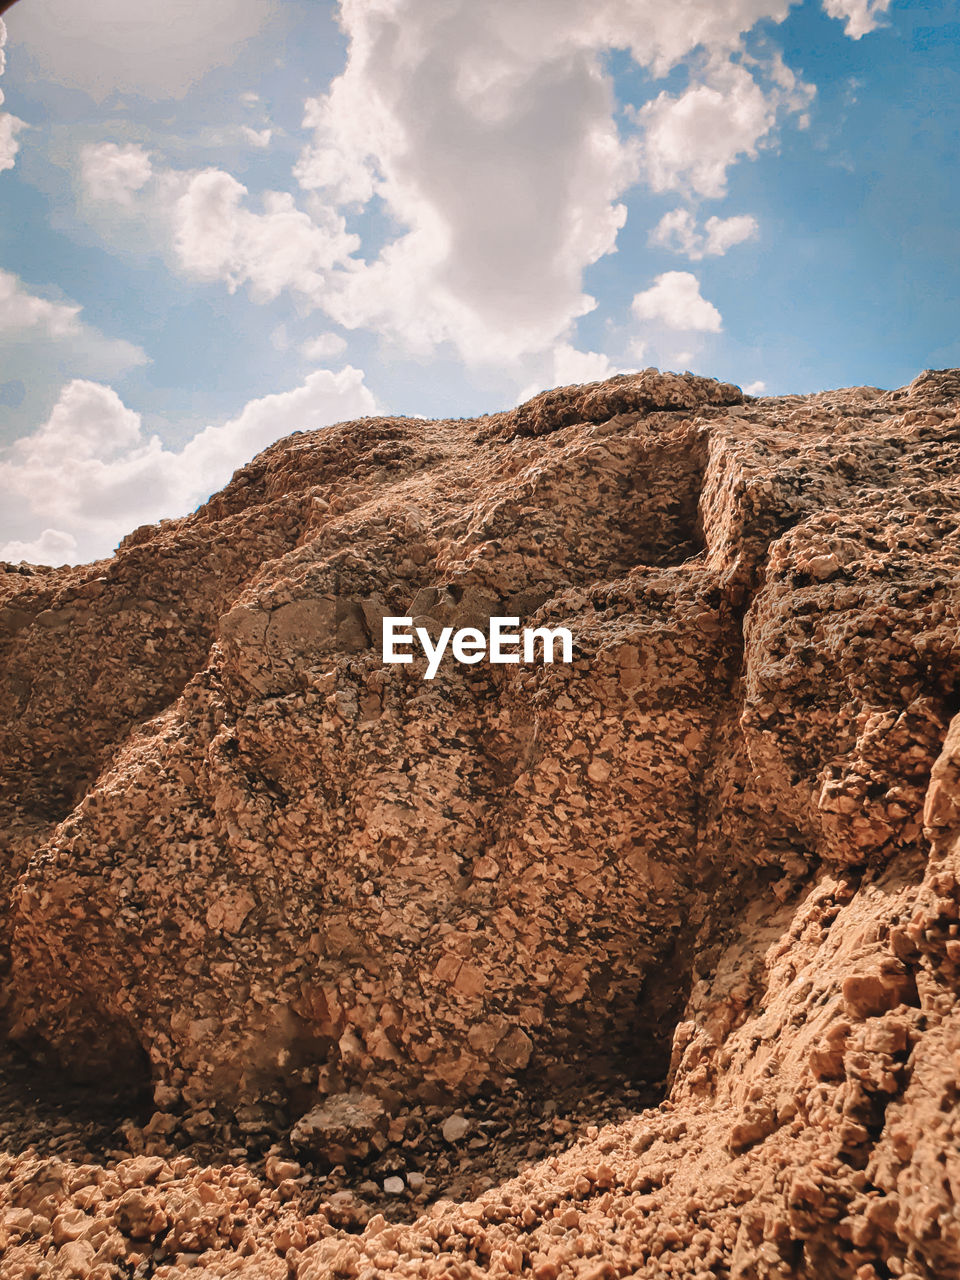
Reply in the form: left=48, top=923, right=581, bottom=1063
left=289, top=1092, right=389, bottom=1165
left=113, top=1188, right=168, bottom=1240
left=2, top=367, right=960, bottom=1279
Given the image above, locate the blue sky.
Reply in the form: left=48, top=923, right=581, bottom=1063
left=0, top=0, right=957, bottom=564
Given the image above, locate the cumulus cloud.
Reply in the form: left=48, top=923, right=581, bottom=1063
left=75, top=146, right=193, bottom=255
left=174, top=367, right=376, bottom=492
left=0, top=368, right=377, bottom=564
left=517, top=342, right=624, bottom=404
left=76, top=145, right=360, bottom=314
left=744, top=379, right=767, bottom=394
left=0, top=527, right=78, bottom=566
left=59, top=0, right=884, bottom=372
left=702, top=213, right=761, bottom=256
left=173, top=169, right=359, bottom=303
left=632, top=271, right=723, bottom=332
left=0, top=109, right=25, bottom=173
left=287, top=0, right=848, bottom=362
left=822, top=0, right=891, bottom=39
left=549, top=343, right=621, bottom=387
left=240, top=126, right=272, bottom=149
left=81, top=142, right=154, bottom=206
left=0, top=269, right=148, bottom=451
left=0, top=269, right=81, bottom=338
left=302, top=1, right=645, bottom=361
left=651, top=208, right=759, bottom=259
left=4, top=0, right=278, bottom=102
left=0, top=269, right=148, bottom=379
left=294, top=0, right=652, bottom=362
left=637, top=57, right=814, bottom=198
left=0, top=18, right=27, bottom=174
left=301, top=331, right=348, bottom=362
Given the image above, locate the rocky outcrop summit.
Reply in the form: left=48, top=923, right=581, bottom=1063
left=2, top=367, right=960, bottom=1278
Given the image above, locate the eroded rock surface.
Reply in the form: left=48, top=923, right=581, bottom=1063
left=2, top=366, right=960, bottom=1278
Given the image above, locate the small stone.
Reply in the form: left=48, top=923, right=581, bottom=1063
left=441, top=1114, right=470, bottom=1144
left=265, top=1156, right=302, bottom=1186
left=52, top=1209, right=91, bottom=1244
left=406, top=1171, right=426, bottom=1192
left=57, top=1240, right=96, bottom=1277
left=807, top=552, right=841, bottom=580
left=842, top=968, right=914, bottom=1019
left=113, top=1189, right=167, bottom=1240
left=383, top=1176, right=405, bottom=1195
left=153, top=1084, right=180, bottom=1110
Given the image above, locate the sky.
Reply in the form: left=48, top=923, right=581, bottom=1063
left=0, top=0, right=957, bottom=565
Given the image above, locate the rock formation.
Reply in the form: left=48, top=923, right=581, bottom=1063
left=1, top=366, right=960, bottom=1278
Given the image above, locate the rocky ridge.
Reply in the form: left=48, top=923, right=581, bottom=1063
left=1, top=367, right=960, bottom=1277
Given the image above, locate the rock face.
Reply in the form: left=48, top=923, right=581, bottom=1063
left=2, top=366, right=960, bottom=1278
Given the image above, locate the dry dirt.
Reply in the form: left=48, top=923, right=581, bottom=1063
left=2, top=367, right=960, bottom=1278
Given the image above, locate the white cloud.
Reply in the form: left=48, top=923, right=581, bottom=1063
left=549, top=343, right=619, bottom=387
left=301, top=331, right=348, bottom=362
left=0, top=527, right=78, bottom=566
left=637, top=57, right=813, bottom=198
left=517, top=342, right=623, bottom=403
left=173, top=169, right=359, bottom=303
left=4, top=0, right=279, bottom=102
left=651, top=208, right=759, bottom=259
left=74, top=147, right=193, bottom=255
left=56, top=0, right=877, bottom=377
left=821, top=0, right=891, bottom=39
left=586, top=0, right=796, bottom=74
left=632, top=271, right=723, bottom=332
left=294, top=0, right=646, bottom=362
left=744, top=379, right=767, bottom=394
left=175, top=367, right=376, bottom=492
left=18, top=379, right=142, bottom=463
left=0, top=109, right=26, bottom=173
left=0, top=17, right=27, bottom=174
left=703, top=213, right=760, bottom=256
left=650, top=210, right=701, bottom=258
left=0, top=368, right=378, bottom=564
left=81, top=142, right=153, bottom=206
left=75, top=145, right=360, bottom=315
left=288, top=1, right=846, bottom=362
left=1, top=381, right=162, bottom=536
left=240, top=126, right=273, bottom=149
left=0, top=269, right=81, bottom=338
left=0, top=270, right=148, bottom=448
left=0, top=269, right=148, bottom=373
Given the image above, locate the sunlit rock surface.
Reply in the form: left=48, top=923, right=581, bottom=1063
left=2, top=367, right=960, bottom=1278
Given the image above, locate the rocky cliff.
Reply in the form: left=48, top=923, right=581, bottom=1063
left=1, top=367, right=960, bottom=1279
